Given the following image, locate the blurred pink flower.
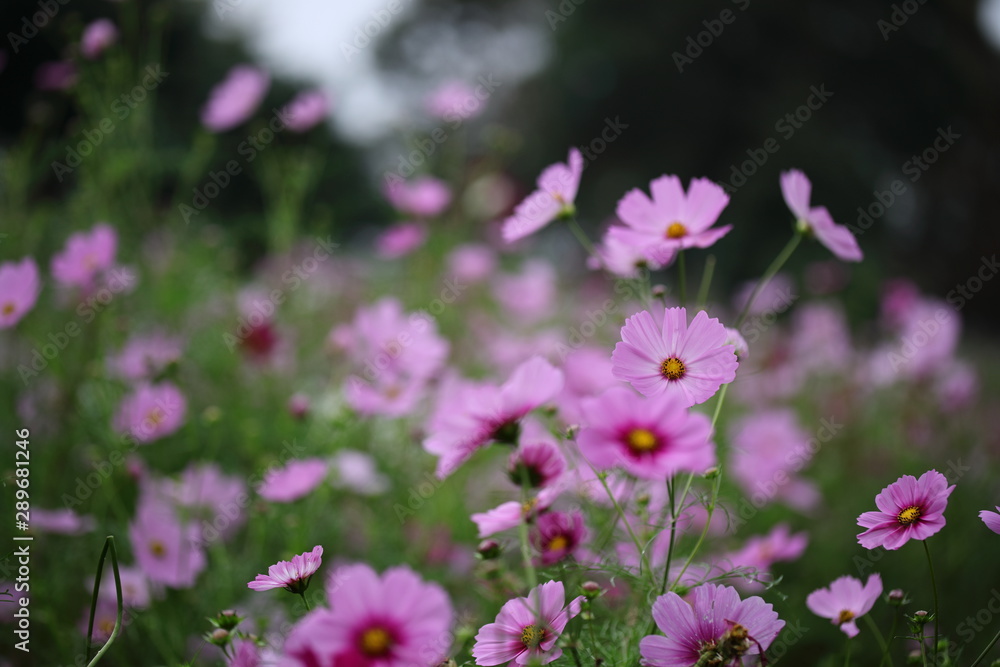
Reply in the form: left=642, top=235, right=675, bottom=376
left=446, top=243, right=496, bottom=283
left=280, top=563, right=453, bottom=667
left=470, top=487, right=559, bottom=539
left=425, top=80, right=482, bottom=119
left=30, top=508, right=94, bottom=535
left=472, top=580, right=583, bottom=666
left=35, top=61, right=77, bottom=90
left=128, top=496, right=206, bottom=588
left=591, top=224, right=675, bottom=278
left=257, top=459, right=328, bottom=502
left=51, top=223, right=117, bottom=289
left=508, top=440, right=566, bottom=489
left=107, top=332, right=182, bottom=382
left=531, top=510, right=586, bottom=566
left=248, top=545, right=323, bottom=594
left=781, top=169, right=862, bottom=262
left=980, top=507, right=1000, bottom=534
left=857, top=469, right=955, bottom=550
left=330, top=450, right=388, bottom=495
left=0, top=257, right=40, bottom=329
left=81, top=19, right=118, bottom=59
left=724, top=523, right=808, bottom=591
left=374, top=222, right=427, bottom=259
left=282, top=89, right=328, bottom=132
left=616, top=175, right=731, bottom=261
left=611, top=307, right=738, bottom=406
left=383, top=176, right=451, bottom=218
left=492, top=259, right=557, bottom=323
left=113, top=382, right=187, bottom=443
left=502, top=148, right=583, bottom=243
left=807, top=574, right=883, bottom=638
left=95, top=565, right=151, bottom=610
left=201, top=65, right=269, bottom=132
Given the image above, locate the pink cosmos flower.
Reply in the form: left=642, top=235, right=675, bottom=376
left=229, top=640, right=262, bottom=667
left=591, top=224, right=675, bottom=278
left=473, top=580, right=584, bottom=666
left=508, top=440, right=566, bottom=489
left=107, top=332, right=183, bottom=382
left=80, top=598, right=127, bottom=642
left=807, top=574, right=883, bottom=638
left=491, top=259, right=557, bottom=324
left=280, top=563, right=453, bottom=667
left=577, top=386, right=715, bottom=479
left=0, top=257, right=40, bottom=329
left=423, top=356, right=564, bottom=479
left=51, top=223, right=117, bottom=289
left=425, top=80, right=482, bottom=119
left=979, top=507, right=1000, bottom=534
left=201, top=65, right=270, bottom=132
left=257, top=459, right=328, bottom=503
left=113, top=382, right=187, bottom=444
left=128, top=497, right=206, bottom=589
left=471, top=486, right=560, bottom=539
left=35, top=61, right=77, bottom=90
left=282, top=89, right=328, bottom=132
left=96, top=565, right=150, bottom=610
left=615, top=175, right=731, bottom=262
left=640, top=584, right=785, bottom=667
left=780, top=169, right=862, bottom=262
left=502, top=148, right=584, bottom=243
left=531, top=511, right=586, bottom=566
left=375, top=222, right=427, bottom=259
left=330, top=450, right=389, bottom=495
left=248, top=545, right=323, bottom=594
left=383, top=176, right=452, bottom=218
left=447, top=243, right=497, bottom=283
left=723, top=523, right=808, bottom=591
left=30, top=508, right=95, bottom=535
left=611, top=307, right=738, bottom=407
left=857, top=470, right=956, bottom=550
left=81, top=19, right=118, bottom=59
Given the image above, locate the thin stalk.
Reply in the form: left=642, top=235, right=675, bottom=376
left=567, top=216, right=597, bottom=259
left=659, top=478, right=677, bottom=596
left=696, top=255, right=716, bottom=311
left=677, top=250, right=687, bottom=307
left=863, top=614, right=893, bottom=667
left=923, top=540, right=939, bottom=665
left=86, top=536, right=123, bottom=667
left=970, top=625, right=1000, bottom=667
left=735, top=232, right=802, bottom=328
left=592, top=467, right=650, bottom=580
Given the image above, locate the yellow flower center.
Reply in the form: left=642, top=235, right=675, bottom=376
left=660, top=357, right=686, bottom=381
left=547, top=535, right=569, bottom=552
left=521, top=624, right=545, bottom=648
left=146, top=408, right=165, bottom=426
left=360, top=627, right=392, bottom=656
left=666, top=222, right=687, bottom=239
left=150, top=540, right=167, bottom=558
left=897, top=506, right=922, bottom=525
left=521, top=498, right=539, bottom=516
left=838, top=609, right=856, bottom=624
left=626, top=428, right=659, bottom=453
left=1, top=303, right=14, bottom=316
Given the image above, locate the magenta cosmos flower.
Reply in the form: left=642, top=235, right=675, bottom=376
left=424, top=356, right=564, bottom=479
left=857, top=470, right=955, bottom=550
left=248, top=545, right=323, bottom=594
left=616, top=175, right=731, bottom=263
left=780, top=169, right=862, bottom=262
left=473, top=580, right=583, bottom=666
left=502, top=148, right=584, bottom=243
left=257, top=459, right=328, bottom=502
left=201, top=65, right=269, bottom=132
left=280, top=563, right=453, bottom=667
left=980, top=507, right=1000, bottom=534
left=640, top=584, right=785, bottom=667
left=0, top=257, right=40, bottom=329
left=577, top=386, right=715, bottom=479
left=114, top=382, right=187, bottom=443
left=531, top=511, right=586, bottom=566
left=282, top=89, right=329, bottom=132
left=81, top=19, right=118, bottom=59
left=51, top=223, right=117, bottom=289
left=612, top=307, right=738, bottom=407
left=807, top=574, right=882, bottom=638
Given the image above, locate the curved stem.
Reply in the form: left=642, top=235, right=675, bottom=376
left=696, top=255, right=716, bottom=311
left=863, top=613, right=893, bottom=667
left=593, top=467, right=650, bottom=580
left=735, top=231, right=802, bottom=328
left=567, top=216, right=597, bottom=259
left=923, top=540, right=939, bottom=665
left=970, top=625, right=1000, bottom=667
left=86, top=536, right=123, bottom=667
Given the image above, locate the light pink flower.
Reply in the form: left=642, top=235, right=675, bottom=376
left=282, top=90, right=328, bottom=132
left=383, top=176, right=452, bottom=218
left=577, top=386, right=715, bottom=479
left=611, top=307, right=738, bottom=406
left=30, top=508, right=94, bottom=535
left=248, top=545, right=323, bottom=593
left=591, top=224, right=675, bottom=278
left=502, top=148, right=584, bottom=243
left=375, top=222, right=427, bottom=259
left=81, top=19, right=118, bottom=59
left=425, top=80, right=482, bottom=119
left=857, top=470, right=955, bottom=550
left=980, top=507, right=1000, bottom=534
left=113, top=382, right=187, bottom=444
left=508, top=440, right=566, bottom=489
left=257, top=459, right=328, bottom=503
left=473, top=580, right=583, bottom=666
left=51, top=223, right=117, bottom=289
left=491, top=259, right=557, bottom=324
left=781, top=169, right=862, bottom=262
left=615, top=175, right=731, bottom=261
left=107, top=332, right=183, bottom=382
left=280, top=563, right=453, bottom=667
left=807, top=574, right=883, bottom=638
left=724, top=523, right=808, bottom=591
left=201, top=65, right=269, bottom=132
left=128, top=497, right=206, bottom=589
left=330, top=450, right=388, bottom=495
left=446, top=243, right=497, bottom=283
left=0, top=257, right=40, bottom=329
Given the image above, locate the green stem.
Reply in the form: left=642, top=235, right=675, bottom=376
left=970, top=625, right=1000, bottom=667
left=86, top=536, right=123, bottom=667
left=880, top=611, right=898, bottom=667
left=517, top=468, right=538, bottom=592
left=735, top=231, right=802, bottom=328
left=923, top=540, right=939, bottom=665
left=696, top=255, right=716, bottom=311
left=567, top=216, right=597, bottom=259
left=677, top=250, right=687, bottom=307
left=671, top=472, right=722, bottom=591
left=864, top=614, right=893, bottom=667
left=299, top=592, right=311, bottom=611
left=844, top=634, right=852, bottom=667
left=659, top=478, right=677, bottom=596
left=593, top=467, right=650, bottom=580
